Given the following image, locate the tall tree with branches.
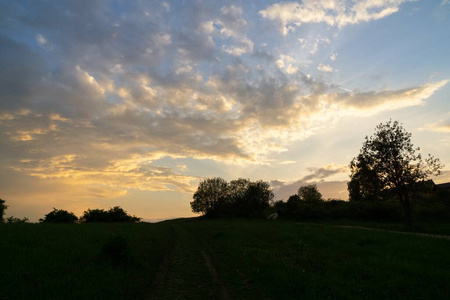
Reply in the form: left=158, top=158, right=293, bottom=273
left=348, top=120, right=443, bottom=226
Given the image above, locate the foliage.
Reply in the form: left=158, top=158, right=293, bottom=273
left=235, top=180, right=274, bottom=218
left=39, top=208, right=79, bottom=223
left=191, top=177, right=229, bottom=217
left=190, top=177, right=274, bottom=218
left=298, top=184, right=323, bottom=202
left=81, top=206, right=141, bottom=223
left=348, top=120, right=443, bottom=226
left=0, top=199, right=7, bottom=223
left=6, top=216, right=29, bottom=223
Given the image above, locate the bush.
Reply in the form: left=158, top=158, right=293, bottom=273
left=81, top=206, right=141, bottom=223
left=0, top=199, right=7, bottom=223
left=191, top=178, right=274, bottom=218
left=39, top=208, right=78, bottom=223
left=6, top=216, right=29, bottom=223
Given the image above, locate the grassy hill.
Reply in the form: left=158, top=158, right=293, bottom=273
left=1, top=219, right=450, bottom=299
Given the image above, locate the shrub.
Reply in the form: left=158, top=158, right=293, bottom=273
left=81, top=206, right=141, bottom=223
left=39, top=208, right=78, bottom=223
left=6, top=216, right=28, bottom=223
left=0, top=199, right=7, bottom=223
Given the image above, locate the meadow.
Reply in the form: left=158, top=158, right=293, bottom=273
left=1, top=219, right=450, bottom=299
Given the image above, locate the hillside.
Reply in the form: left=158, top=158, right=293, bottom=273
left=1, top=219, right=450, bottom=299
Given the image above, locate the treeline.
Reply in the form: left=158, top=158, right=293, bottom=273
left=190, top=178, right=450, bottom=222
left=274, top=184, right=450, bottom=222
left=190, top=178, right=274, bottom=218
left=0, top=200, right=141, bottom=224
left=39, top=206, right=141, bottom=223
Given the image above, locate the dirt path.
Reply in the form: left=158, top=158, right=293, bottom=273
left=297, top=223, right=450, bottom=240
left=148, top=224, right=229, bottom=300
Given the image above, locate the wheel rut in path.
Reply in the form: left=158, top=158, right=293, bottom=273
left=148, top=224, right=229, bottom=300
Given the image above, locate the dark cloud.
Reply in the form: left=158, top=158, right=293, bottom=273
left=0, top=35, right=47, bottom=111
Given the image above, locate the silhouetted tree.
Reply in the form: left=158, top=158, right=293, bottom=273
left=80, top=208, right=108, bottom=222
left=298, top=184, right=323, bottom=202
left=347, top=154, right=385, bottom=202
left=348, top=120, right=443, bottom=226
left=107, top=206, right=141, bottom=223
left=81, top=207, right=141, bottom=223
left=191, top=178, right=229, bottom=217
left=283, top=194, right=301, bottom=217
left=241, top=180, right=274, bottom=217
left=227, top=178, right=251, bottom=216
left=6, top=216, right=28, bottom=223
left=0, top=199, right=7, bottom=223
left=39, top=208, right=78, bottom=223
left=191, top=177, right=274, bottom=218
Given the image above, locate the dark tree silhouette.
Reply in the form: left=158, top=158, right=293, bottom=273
left=81, top=207, right=141, bottom=223
left=298, top=184, right=322, bottom=202
left=241, top=180, right=274, bottom=217
left=107, top=206, right=141, bottom=223
left=284, top=194, right=301, bottom=217
left=191, top=177, right=274, bottom=218
left=39, top=208, right=78, bottom=223
left=348, top=120, right=443, bottom=226
left=0, top=199, right=7, bottom=223
left=6, top=216, right=28, bottom=223
left=191, top=178, right=229, bottom=217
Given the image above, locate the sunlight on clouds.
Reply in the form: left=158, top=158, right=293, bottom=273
left=11, top=153, right=199, bottom=194
left=0, top=113, right=14, bottom=120
left=1, top=0, right=449, bottom=218
left=200, top=5, right=254, bottom=56
left=334, top=80, right=449, bottom=114
left=76, top=66, right=105, bottom=95
left=86, top=186, right=128, bottom=199
left=318, top=64, right=333, bottom=73
left=421, top=115, right=450, bottom=133
left=260, top=0, right=412, bottom=35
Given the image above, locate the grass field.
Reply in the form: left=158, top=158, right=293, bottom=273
left=1, top=219, right=450, bottom=299
left=0, top=223, right=172, bottom=299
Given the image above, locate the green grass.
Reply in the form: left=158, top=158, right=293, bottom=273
left=183, top=219, right=450, bottom=299
left=0, top=222, right=172, bottom=300
left=306, top=219, right=450, bottom=235
left=1, top=219, right=450, bottom=299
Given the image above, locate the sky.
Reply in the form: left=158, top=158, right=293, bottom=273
left=0, top=0, right=449, bottom=222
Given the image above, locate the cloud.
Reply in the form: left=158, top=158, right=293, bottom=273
left=260, top=0, right=412, bottom=35
left=303, top=163, right=349, bottom=181
left=0, top=1, right=447, bottom=200
left=200, top=5, right=254, bottom=56
left=271, top=163, right=349, bottom=200
left=276, top=59, right=285, bottom=69
left=36, top=34, right=47, bottom=46
left=328, top=80, right=449, bottom=114
left=318, top=64, right=333, bottom=72
left=421, top=115, right=450, bottom=133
